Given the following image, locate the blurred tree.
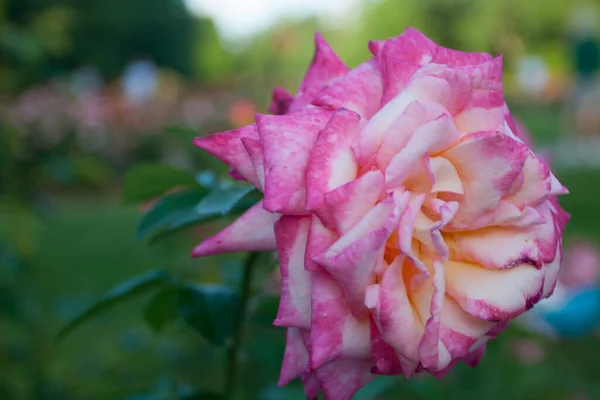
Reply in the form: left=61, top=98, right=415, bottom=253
left=3, top=0, right=201, bottom=88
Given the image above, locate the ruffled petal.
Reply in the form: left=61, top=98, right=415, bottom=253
left=191, top=200, right=277, bottom=257
left=319, top=170, right=385, bottom=235
left=439, top=295, right=494, bottom=359
left=274, top=216, right=312, bottom=329
left=268, top=87, right=294, bottom=115
left=310, top=268, right=371, bottom=369
left=291, top=32, right=350, bottom=111
left=443, top=131, right=529, bottom=229
left=314, top=359, right=374, bottom=400
left=376, top=101, right=448, bottom=170
left=445, top=260, right=545, bottom=321
left=313, top=59, right=383, bottom=120
left=240, top=137, right=265, bottom=190
left=371, top=256, right=424, bottom=375
left=279, top=327, right=310, bottom=386
left=315, top=192, right=409, bottom=316
left=192, top=124, right=260, bottom=187
left=384, top=114, right=459, bottom=188
left=506, top=154, right=551, bottom=208
left=429, top=156, right=463, bottom=194
left=305, top=215, right=338, bottom=272
left=306, top=109, right=362, bottom=211
left=453, top=202, right=559, bottom=269
left=257, top=108, right=333, bottom=214
left=414, top=260, right=452, bottom=372
left=414, top=199, right=459, bottom=259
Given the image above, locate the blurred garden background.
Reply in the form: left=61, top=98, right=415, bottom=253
left=2, top=0, right=600, bottom=399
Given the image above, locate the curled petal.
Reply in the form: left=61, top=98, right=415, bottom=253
left=310, top=268, right=371, bottom=369
left=314, top=359, right=374, bottom=400
left=316, top=192, right=410, bottom=316
left=279, top=327, right=310, bottom=386
left=306, top=109, right=362, bottom=211
left=274, top=216, right=312, bottom=329
left=305, top=215, right=338, bottom=272
left=443, top=131, right=529, bottom=229
left=376, top=101, right=448, bottom=170
left=192, top=124, right=261, bottom=187
left=257, top=108, right=333, bottom=214
left=429, top=156, right=463, bottom=194
left=415, top=260, right=452, bottom=372
left=268, top=87, right=294, bottom=115
left=385, top=114, right=459, bottom=188
left=292, top=32, right=350, bottom=111
left=191, top=200, right=277, bottom=257
left=445, top=260, right=545, bottom=321
left=371, top=256, right=424, bottom=375
left=313, top=59, right=383, bottom=120
left=397, top=193, right=427, bottom=272
left=453, top=202, right=559, bottom=269
left=240, top=138, right=265, bottom=190
left=319, top=170, right=385, bottom=234
left=369, top=313, right=410, bottom=376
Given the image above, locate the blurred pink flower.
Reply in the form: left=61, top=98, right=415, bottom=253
left=197, top=28, right=569, bottom=399
left=513, top=339, right=546, bottom=364
left=560, top=240, right=600, bottom=289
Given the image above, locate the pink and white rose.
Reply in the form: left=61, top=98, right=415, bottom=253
left=191, top=28, right=569, bottom=399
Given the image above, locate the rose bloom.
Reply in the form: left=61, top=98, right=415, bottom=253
left=191, top=28, right=569, bottom=399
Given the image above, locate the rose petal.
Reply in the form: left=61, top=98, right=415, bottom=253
left=453, top=202, right=559, bottom=269
left=445, top=260, right=545, bottom=321
left=306, top=108, right=362, bottom=211
left=240, top=137, right=265, bottom=190
left=310, top=268, right=371, bottom=369
left=371, top=256, right=424, bottom=375
left=315, top=191, right=409, bottom=316
left=291, top=32, right=350, bottom=111
left=191, top=200, right=277, bottom=257
left=313, top=59, right=383, bottom=120
left=320, top=170, right=385, bottom=234
left=314, top=359, right=374, bottom=400
left=305, top=215, right=338, bottom=272
left=268, top=87, right=294, bottom=115
left=279, top=327, right=310, bottom=386
left=429, top=156, right=463, bottom=194
left=257, top=108, right=333, bottom=214
left=385, top=114, right=459, bottom=188
left=376, top=101, right=448, bottom=170
left=192, top=124, right=260, bottom=187
left=443, top=131, right=529, bottom=229
left=274, top=216, right=312, bottom=328
left=415, top=260, right=453, bottom=372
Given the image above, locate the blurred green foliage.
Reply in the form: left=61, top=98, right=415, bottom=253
left=1, top=0, right=600, bottom=399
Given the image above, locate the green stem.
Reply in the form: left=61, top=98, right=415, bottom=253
left=225, top=251, right=260, bottom=399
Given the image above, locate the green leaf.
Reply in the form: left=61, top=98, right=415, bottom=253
left=143, top=287, right=181, bottom=333
left=195, top=181, right=254, bottom=217
left=56, top=270, right=173, bottom=341
left=123, top=163, right=197, bottom=204
left=178, top=284, right=240, bottom=346
left=136, top=183, right=262, bottom=244
left=136, top=187, right=209, bottom=241
left=181, top=392, right=227, bottom=400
